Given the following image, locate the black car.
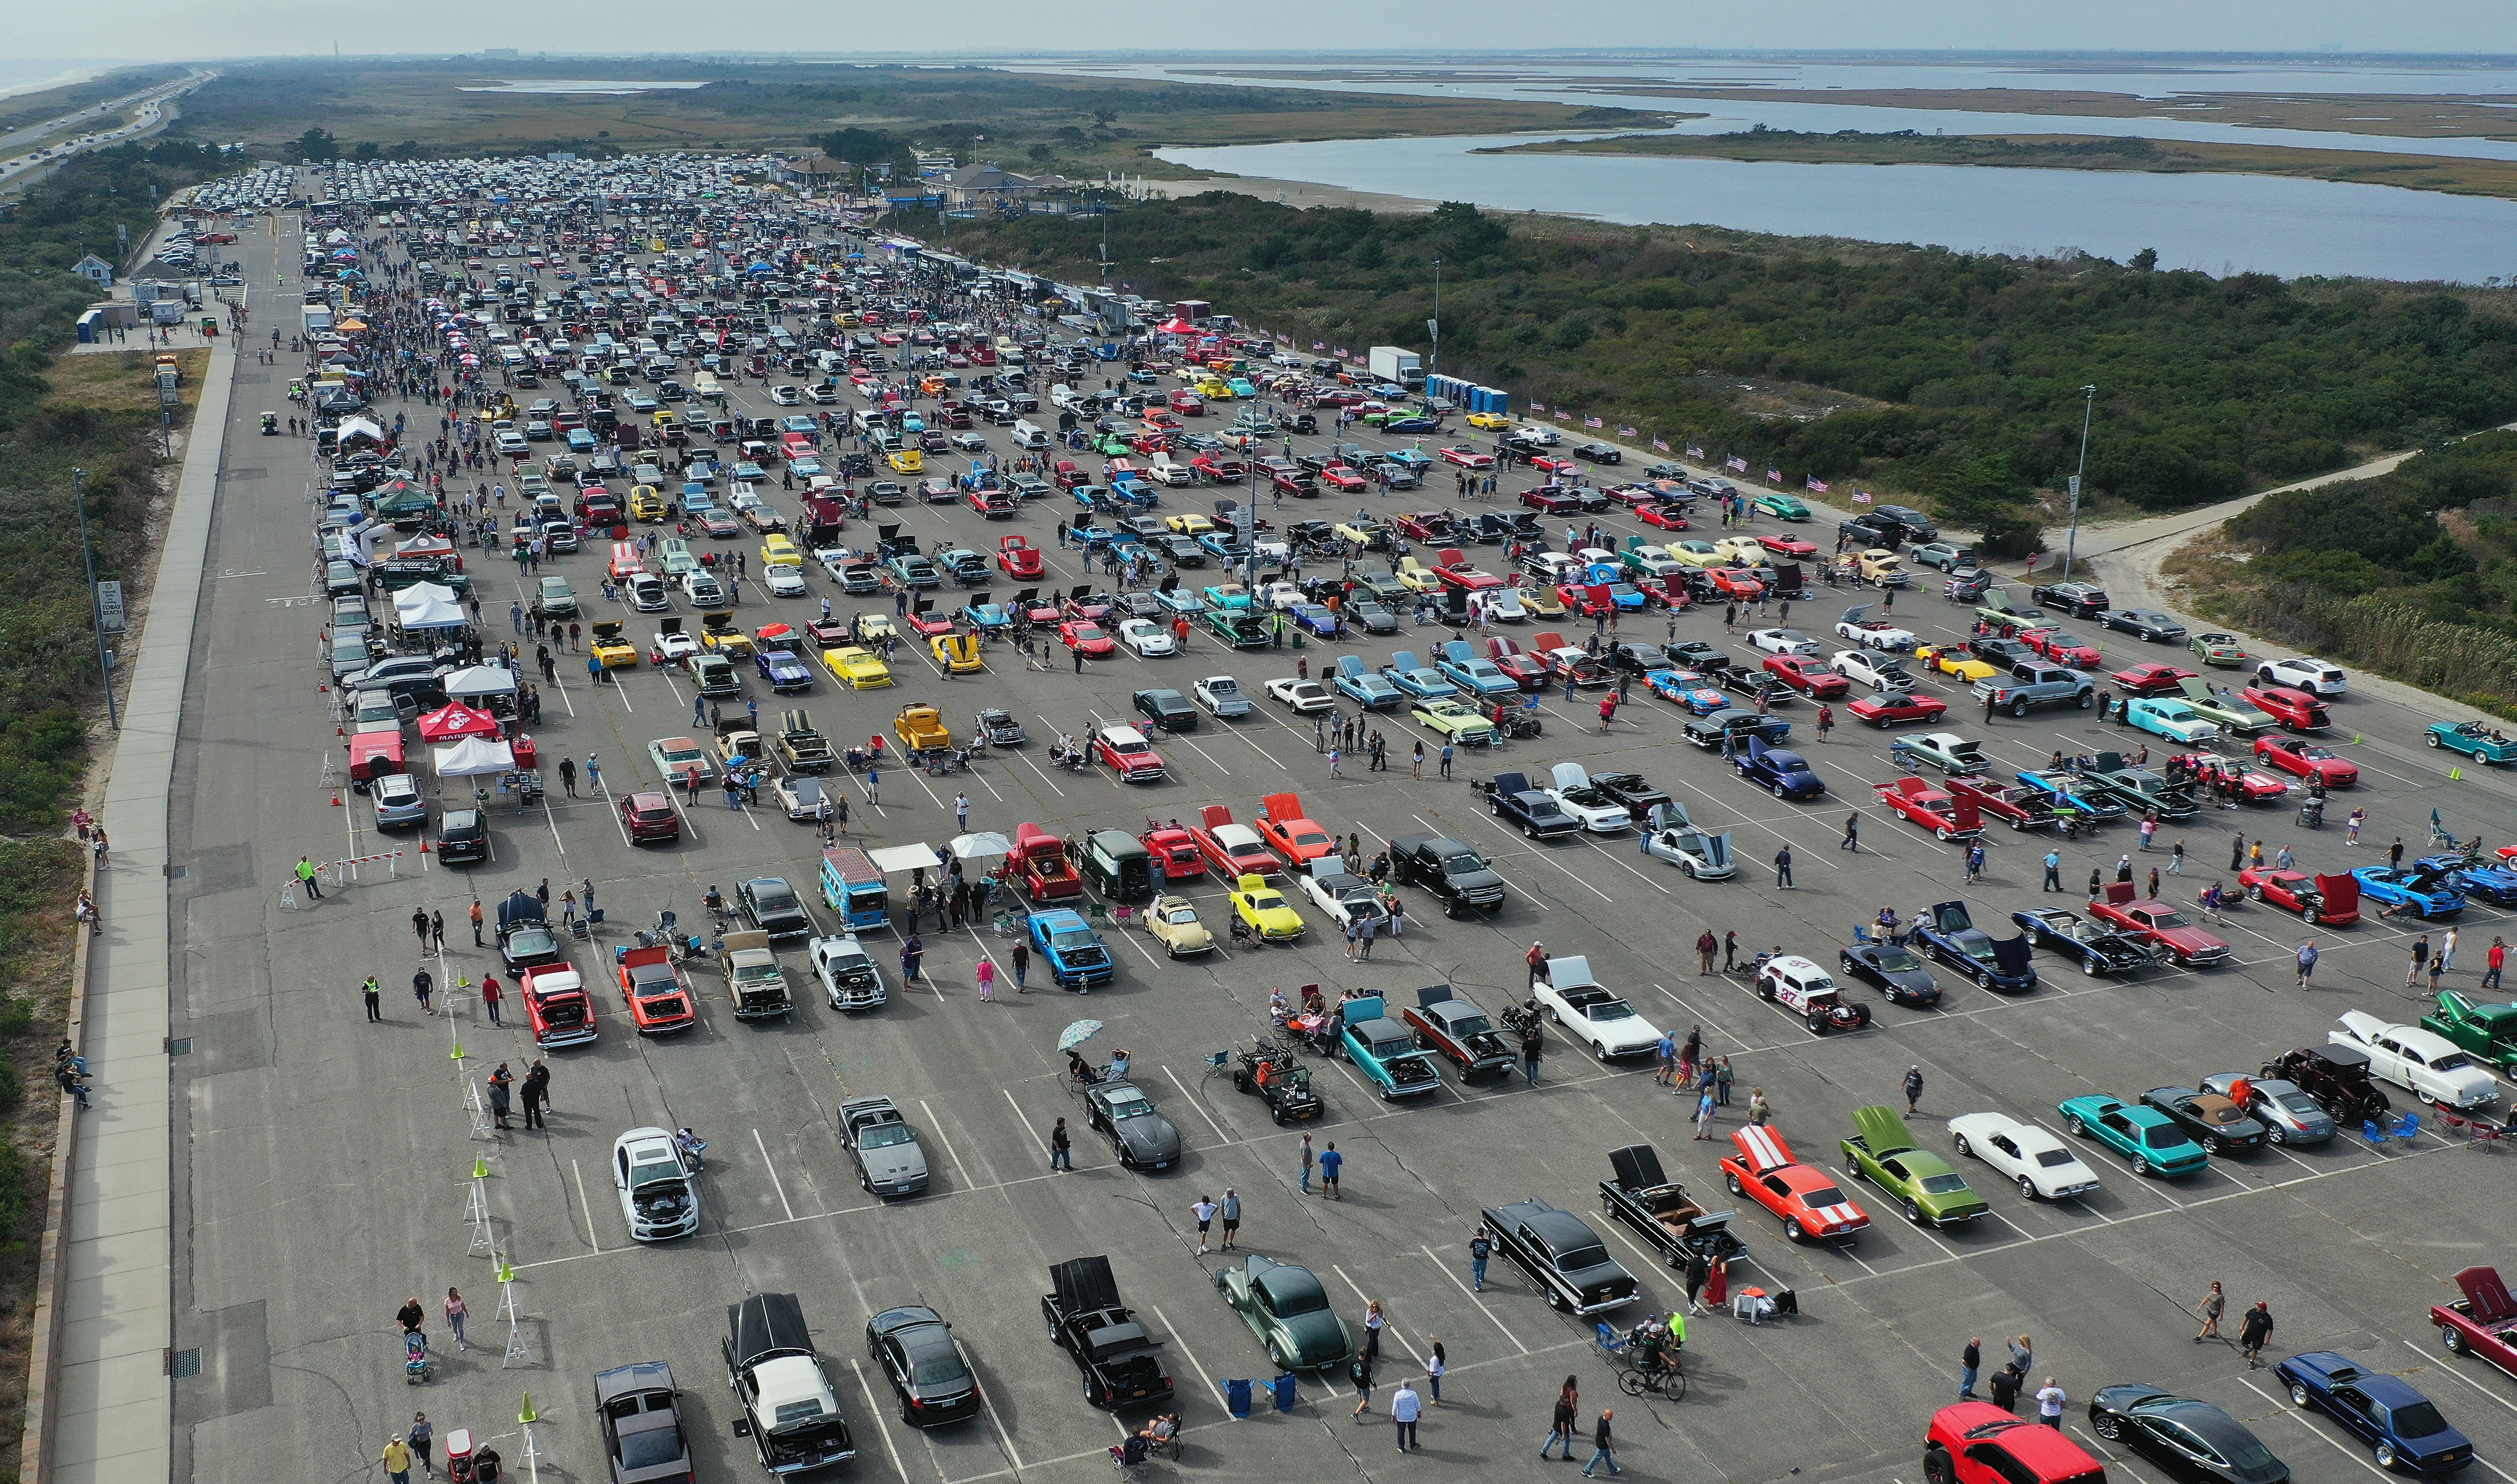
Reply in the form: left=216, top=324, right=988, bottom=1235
left=1714, top=663, right=1796, bottom=709
left=2100, top=607, right=2189, bottom=643
left=2010, top=907, right=2156, bottom=977
left=1662, top=640, right=1727, bottom=670
left=436, top=808, right=489, bottom=865
left=2030, top=581, right=2112, bottom=617
left=1970, top=637, right=2036, bottom=671
left=2087, top=1386, right=2291, bottom=1484
left=2139, top=1086, right=2270, bottom=1156
left=1479, top=1200, right=1638, bottom=1315
left=1488, top=773, right=1582, bottom=838
left=1132, top=687, right=1199, bottom=732
left=1573, top=441, right=1623, bottom=465
left=594, top=1360, right=694, bottom=1484
left=1836, top=942, right=1942, bottom=1006
left=1588, top=771, right=1672, bottom=813
left=1870, top=503, right=1940, bottom=542
left=975, top=708, right=1028, bottom=747
left=1388, top=833, right=1506, bottom=917
left=738, top=876, right=814, bottom=939
left=1839, top=515, right=1902, bottom=550
left=1160, top=535, right=1207, bottom=567
left=1681, top=709, right=1790, bottom=751
left=866, top=1306, right=982, bottom=1427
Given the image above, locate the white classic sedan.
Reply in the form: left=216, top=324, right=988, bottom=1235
left=1947, top=1111, right=2102, bottom=1200
left=1532, top=954, right=1662, bottom=1061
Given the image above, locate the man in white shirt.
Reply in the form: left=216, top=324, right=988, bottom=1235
left=1390, top=1380, right=1422, bottom=1451
left=2035, top=1379, right=2066, bottom=1428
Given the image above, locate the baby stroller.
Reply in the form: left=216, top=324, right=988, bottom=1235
left=403, top=1331, right=432, bottom=1384
left=2296, top=796, right=2324, bottom=829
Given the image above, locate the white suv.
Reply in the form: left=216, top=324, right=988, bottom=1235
left=2257, top=656, right=2347, bottom=697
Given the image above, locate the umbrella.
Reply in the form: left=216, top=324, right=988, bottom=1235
left=947, top=831, right=1012, bottom=860
left=1057, top=1019, right=1104, bottom=1052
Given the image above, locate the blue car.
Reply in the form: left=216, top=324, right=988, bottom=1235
left=1385, top=415, right=1439, bottom=434
left=754, top=648, right=813, bottom=692
left=1913, top=899, right=2038, bottom=992
left=1154, top=586, right=1204, bottom=616
left=2352, top=866, right=2464, bottom=920
left=1379, top=650, right=1459, bottom=701
left=958, top=600, right=1011, bottom=633
left=783, top=414, right=823, bottom=436
left=732, top=461, right=767, bottom=482
left=1195, top=532, right=1242, bottom=563
left=1437, top=642, right=1520, bottom=699
left=2015, top=768, right=2127, bottom=821
left=1384, top=449, right=1434, bottom=472
left=1733, top=735, right=1825, bottom=801
left=680, top=487, right=717, bottom=515
left=1290, top=603, right=1341, bottom=639
left=2057, top=1094, right=2210, bottom=1176
left=1332, top=656, right=1402, bottom=710
left=2415, top=854, right=2517, bottom=906
left=1647, top=669, right=1730, bottom=714
left=1337, top=994, right=1443, bottom=1100
left=958, top=467, right=1000, bottom=493
left=2272, top=1352, right=2472, bottom=1472
left=1027, top=908, right=1115, bottom=990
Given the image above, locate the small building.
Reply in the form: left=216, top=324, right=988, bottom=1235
left=70, top=253, right=114, bottom=287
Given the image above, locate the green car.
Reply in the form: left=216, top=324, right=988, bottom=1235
left=1838, top=1107, right=1989, bottom=1227
left=1974, top=587, right=2033, bottom=628
left=1213, top=1255, right=1351, bottom=1370
left=2188, top=631, right=2249, bottom=668
left=1413, top=698, right=1498, bottom=746
left=2176, top=678, right=2277, bottom=735
left=1751, top=493, right=1812, bottom=521
left=1095, top=432, right=1133, bottom=457
left=2058, top=1094, right=2209, bottom=1177
left=2423, top=990, right=2517, bottom=1071
left=1887, top=732, right=1990, bottom=776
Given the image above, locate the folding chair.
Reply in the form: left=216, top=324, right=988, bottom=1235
left=2362, top=1119, right=2391, bottom=1151
left=2392, top=1110, right=2422, bottom=1141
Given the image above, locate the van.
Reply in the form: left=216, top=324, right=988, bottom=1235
left=1012, top=419, right=1049, bottom=450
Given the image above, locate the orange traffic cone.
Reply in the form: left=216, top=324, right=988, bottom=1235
left=419, top=837, right=431, bottom=854
left=331, top=790, right=342, bottom=807
left=318, top=683, right=328, bottom=693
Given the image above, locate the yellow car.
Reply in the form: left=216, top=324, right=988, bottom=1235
left=1668, top=540, right=1726, bottom=568
left=1711, top=536, right=1767, bottom=565
left=1195, top=378, right=1232, bottom=400
left=1142, top=894, right=1214, bottom=957
left=1851, top=548, right=1905, bottom=586
left=895, top=703, right=951, bottom=752
left=852, top=613, right=897, bottom=644
left=1466, top=411, right=1513, bottom=431
left=1227, top=873, right=1305, bottom=942
left=588, top=620, right=639, bottom=670
left=823, top=646, right=893, bottom=688
left=1521, top=585, right=1567, bottom=618
left=654, top=409, right=676, bottom=428
left=1915, top=644, right=1999, bottom=683
left=1164, top=513, right=1215, bottom=536
left=629, top=485, right=666, bottom=522
left=931, top=632, right=983, bottom=674
left=760, top=534, right=801, bottom=568
left=700, top=613, right=753, bottom=657
left=887, top=448, right=924, bottom=474
left=1392, top=556, right=1444, bottom=594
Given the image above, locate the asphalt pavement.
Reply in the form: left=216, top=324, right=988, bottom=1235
left=164, top=199, right=2517, bottom=1484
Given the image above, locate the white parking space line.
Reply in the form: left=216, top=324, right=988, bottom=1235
left=751, top=1128, right=796, bottom=1221
left=848, top=1360, right=913, bottom=1484
left=1178, top=736, right=1232, bottom=777
left=1650, top=984, right=1760, bottom=1053
left=917, top=1099, right=976, bottom=1190
left=2400, top=1339, right=2517, bottom=1425
left=1331, top=1265, right=1423, bottom=1364
left=2235, top=1375, right=2397, bottom=1482
left=1161, top=1065, right=1234, bottom=1148
left=999, top=1089, right=1043, bottom=1152
left=570, top=1159, right=601, bottom=1252
left=1419, top=1243, right=1529, bottom=1354
left=1145, top=1303, right=1221, bottom=1415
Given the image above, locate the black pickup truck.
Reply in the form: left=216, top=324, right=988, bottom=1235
left=1597, top=1144, right=1748, bottom=1270
left=1041, top=1256, right=1174, bottom=1411
left=1479, top=1199, right=1638, bottom=1316
left=1388, top=833, right=1506, bottom=918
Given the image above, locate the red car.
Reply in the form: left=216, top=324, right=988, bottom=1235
left=965, top=488, right=1019, bottom=518
left=1529, top=455, right=1577, bottom=475
left=1720, top=1125, right=1869, bottom=1243
left=1009, top=823, right=1083, bottom=901
left=1637, top=504, right=1691, bottom=531
left=1925, top=1404, right=2108, bottom=1484
left=2431, top=1266, right=2517, bottom=1384
left=1847, top=691, right=1948, bottom=728
left=1875, top=776, right=1982, bottom=841
left=1946, top=775, right=2053, bottom=829
left=1440, top=445, right=1494, bottom=470
left=617, top=944, right=698, bottom=1034
left=1758, top=532, right=1819, bottom=559
left=1053, top=459, right=1088, bottom=490
left=1256, top=792, right=1339, bottom=866
left=804, top=618, right=851, bottom=648
left=1063, top=593, right=1116, bottom=621
left=1486, top=638, right=1550, bottom=690
left=1191, top=454, right=1247, bottom=481
left=2237, top=867, right=2361, bottom=927
left=1091, top=723, right=1168, bottom=783
left=519, top=962, right=598, bottom=1049
left=1190, top=805, right=1283, bottom=878
left=998, top=536, right=1044, bottom=579
left=1319, top=466, right=1366, bottom=493
left=1700, top=567, right=1764, bottom=601
left=1058, top=619, right=1117, bottom=656
left=2254, top=733, right=2357, bottom=786
left=1394, top=511, right=1454, bottom=542
left=2243, top=684, right=2331, bottom=731
left=619, top=789, right=681, bottom=843
left=2175, top=753, right=2291, bottom=802
left=1764, top=654, right=1850, bottom=699
left=1521, top=488, right=1584, bottom=514
left=1140, top=825, right=1205, bottom=881
left=1433, top=550, right=1506, bottom=592
left=2109, top=662, right=2197, bottom=696
left=2020, top=628, right=2103, bottom=668
left=1558, top=582, right=1612, bottom=619
left=904, top=609, right=955, bottom=638
left=2087, top=882, right=2232, bottom=967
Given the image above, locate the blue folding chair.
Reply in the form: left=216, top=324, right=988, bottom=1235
left=2392, top=1110, right=2422, bottom=1141
left=2362, top=1119, right=2391, bottom=1150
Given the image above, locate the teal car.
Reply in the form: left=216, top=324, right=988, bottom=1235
left=1201, top=583, right=1254, bottom=611
left=2058, top=1095, right=2209, bottom=1177
left=1228, top=378, right=1258, bottom=399
left=2427, top=720, right=2517, bottom=764
left=1335, top=995, right=1442, bottom=1100
left=1214, top=1255, right=1351, bottom=1370
left=2176, top=679, right=2277, bottom=735
left=1751, top=493, right=1812, bottom=521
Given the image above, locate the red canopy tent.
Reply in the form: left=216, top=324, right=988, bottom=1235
left=415, top=702, right=504, bottom=742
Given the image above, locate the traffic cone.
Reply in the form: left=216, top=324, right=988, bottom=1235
left=473, top=1155, right=489, bottom=1179
left=2451, top=767, right=2466, bottom=782
left=337, top=724, right=346, bottom=737
left=498, top=1258, right=516, bottom=1284
left=450, top=1041, right=464, bottom=1061
left=519, top=1392, right=538, bottom=1425
left=331, top=790, right=342, bottom=807
left=419, top=837, right=431, bottom=854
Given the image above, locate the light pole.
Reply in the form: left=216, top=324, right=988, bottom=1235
left=1427, top=258, right=1441, bottom=391
left=2063, top=384, right=2096, bottom=578
left=72, top=467, right=119, bottom=730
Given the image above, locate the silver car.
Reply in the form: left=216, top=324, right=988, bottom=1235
left=2199, top=1073, right=2337, bottom=1145
left=838, top=1096, right=929, bottom=1196
left=371, top=773, right=429, bottom=829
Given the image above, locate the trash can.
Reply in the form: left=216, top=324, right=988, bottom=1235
left=1272, top=1373, right=1299, bottom=1412
left=1225, top=1377, right=1253, bottom=1418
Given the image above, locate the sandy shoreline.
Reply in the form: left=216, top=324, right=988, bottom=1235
left=0, top=63, right=115, bottom=106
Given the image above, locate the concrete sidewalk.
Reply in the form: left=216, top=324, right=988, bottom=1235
left=36, top=321, right=235, bottom=1484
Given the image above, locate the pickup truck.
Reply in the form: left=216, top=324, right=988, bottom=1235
left=1597, top=1143, right=1748, bottom=1270
left=721, top=930, right=793, bottom=1019
left=1479, top=1199, right=1638, bottom=1315
left=2422, top=990, right=2517, bottom=1072
left=1388, top=832, right=1507, bottom=917
left=1338, top=995, right=1443, bottom=1099
left=1970, top=665, right=2095, bottom=718
left=1041, top=1255, right=1174, bottom=1411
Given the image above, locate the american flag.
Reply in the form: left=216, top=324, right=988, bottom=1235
left=1618, top=425, right=1637, bottom=437
left=1335, top=347, right=1350, bottom=358
left=1727, top=456, right=1748, bottom=473
left=1766, top=468, right=1783, bottom=484
left=1652, top=438, right=1671, bottom=452
left=1312, top=341, right=1325, bottom=351
left=1584, top=417, right=1604, bottom=429
left=1555, top=409, right=1573, bottom=421
left=1530, top=401, right=1546, bottom=412
left=1276, top=332, right=1291, bottom=344
left=1685, top=444, right=1703, bottom=460
left=1806, top=478, right=1830, bottom=494
left=1853, top=490, right=1873, bottom=504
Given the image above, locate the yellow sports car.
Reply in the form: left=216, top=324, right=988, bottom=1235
left=887, top=448, right=924, bottom=474
left=1164, top=513, right=1216, bottom=536
left=1142, top=894, right=1215, bottom=957
left=931, top=632, right=983, bottom=674
left=760, top=534, right=801, bottom=568
left=588, top=620, right=639, bottom=670
left=1392, top=557, right=1444, bottom=594
left=1914, top=644, right=1999, bottom=683
left=629, top=485, right=666, bottom=521
left=823, top=646, right=894, bottom=688
left=1521, top=585, right=1567, bottom=618
left=1466, top=411, right=1513, bottom=431
left=1228, top=873, right=1305, bottom=942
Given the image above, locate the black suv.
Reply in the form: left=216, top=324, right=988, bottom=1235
left=1838, top=514, right=1902, bottom=550
left=436, top=809, right=489, bottom=865
left=1388, top=833, right=1506, bottom=917
left=1870, top=503, right=1940, bottom=542
left=2030, top=581, right=2111, bottom=617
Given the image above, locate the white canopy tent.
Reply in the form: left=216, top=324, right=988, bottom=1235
left=869, top=843, right=943, bottom=874
left=441, top=665, right=518, bottom=699
left=431, top=737, right=515, bottom=777
left=392, top=583, right=467, bottom=629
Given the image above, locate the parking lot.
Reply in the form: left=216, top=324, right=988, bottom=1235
left=165, top=167, right=2517, bottom=1484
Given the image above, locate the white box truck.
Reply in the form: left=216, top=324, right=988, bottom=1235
left=1368, top=346, right=1424, bottom=388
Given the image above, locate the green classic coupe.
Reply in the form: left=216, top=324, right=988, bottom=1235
left=1837, top=1106, right=1989, bottom=1227
left=1413, top=698, right=1498, bottom=746
left=2188, top=631, right=2249, bottom=668
left=1751, top=493, right=1812, bottom=521
left=2176, top=679, right=2278, bottom=735
left=1213, top=1255, right=1351, bottom=1370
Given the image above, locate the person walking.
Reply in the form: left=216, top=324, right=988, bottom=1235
left=1427, top=1339, right=1446, bottom=1407
left=955, top=792, right=970, bottom=833
left=2445, top=925, right=2461, bottom=970
left=361, top=975, right=382, bottom=1023
left=1300, top=1132, right=1315, bottom=1194
left=412, top=968, right=435, bottom=1016
left=1683, top=1249, right=1710, bottom=1315
left=2347, top=807, right=2364, bottom=844
left=1904, top=1064, right=1925, bottom=1114
left=1543, top=1377, right=1581, bottom=1460
left=1391, top=1378, right=1422, bottom=1451
left=1350, top=1350, right=1374, bottom=1418
left=1191, top=1195, right=1217, bottom=1254
left=1841, top=813, right=1860, bottom=852
left=1583, top=1409, right=1620, bottom=1477
left=2409, top=933, right=2430, bottom=989
left=481, top=973, right=503, bottom=1026
left=2035, top=1379, right=2067, bottom=1429
left=2196, top=1282, right=2225, bottom=1343
left=470, top=897, right=485, bottom=946
left=1012, top=941, right=1030, bottom=992
left=2487, top=936, right=2507, bottom=992
left=2231, top=833, right=2248, bottom=872
left=2169, top=838, right=2185, bottom=875
left=1522, top=1021, right=1545, bottom=1085
left=1440, top=741, right=1454, bottom=780
left=560, top=756, right=577, bottom=797
left=410, top=1414, right=435, bottom=1475
left=430, top=910, right=446, bottom=951
left=1961, top=1337, right=1982, bottom=1400
left=1717, top=1056, right=1735, bottom=1105
left=382, top=1434, right=414, bottom=1484
left=1363, top=1299, right=1387, bottom=1361
left=1469, top=1229, right=1491, bottom=1291
left=445, top=1289, right=469, bottom=1352
left=1319, top=1141, right=1343, bottom=1199
left=2043, top=849, right=2062, bottom=891
left=1654, top=1031, right=1677, bottom=1087
left=975, top=957, right=995, bottom=1001
left=1412, top=740, right=1424, bottom=779
left=1694, top=1083, right=1718, bottom=1138
left=1220, top=1188, right=1242, bottom=1251
left=1695, top=929, right=1718, bottom=975
left=1774, top=844, right=1794, bottom=889
left=2295, top=940, right=2318, bottom=989
left=1049, top=1116, right=1074, bottom=1171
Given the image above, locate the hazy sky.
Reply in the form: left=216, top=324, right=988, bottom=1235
left=15, top=3, right=2517, bottom=63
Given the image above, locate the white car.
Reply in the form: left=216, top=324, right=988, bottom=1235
left=728, top=482, right=764, bottom=513
left=653, top=623, right=701, bottom=663
left=1746, top=628, right=1819, bottom=657
left=1622, top=545, right=1686, bottom=578
left=1147, top=459, right=1195, bottom=487
left=769, top=385, right=803, bottom=406
left=1265, top=677, right=1335, bottom=714
left=1546, top=762, right=1632, bottom=833
left=1118, top=618, right=1176, bottom=657
left=1947, top=1112, right=2102, bottom=1200
left=762, top=565, right=808, bottom=598
left=1194, top=675, right=1252, bottom=718
left=1831, top=649, right=1916, bottom=692
left=1476, top=588, right=1527, bottom=623
left=807, top=936, right=885, bottom=1006
left=1532, top=955, right=1661, bottom=1060
left=1260, top=580, right=1307, bottom=612
left=612, top=1127, right=701, bottom=1241
left=2258, top=656, right=2347, bottom=697
left=1835, top=618, right=1917, bottom=652
left=680, top=570, right=726, bottom=607
left=1638, top=801, right=1735, bottom=879
left=1300, top=866, right=1390, bottom=931
left=1515, top=424, right=1561, bottom=446
left=806, top=384, right=840, bottom=405
left=2330, top=1012, right=2497, bottom=1110
left=1752, top=955, right=1871, bottom=1025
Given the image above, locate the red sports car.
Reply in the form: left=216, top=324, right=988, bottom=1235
left=2020, top=628, right=2103, bottom=668
left=1721, top=1126, right=1869, bottom=1243
left=1700, top=567, right=1764, bottom=601
left=1140, top=825, right=1206, bottom=881
left=617, top=944, right=698, bottom=1034
left=2253, top=734, right=2357, bottom=786
left=1485, top=638, right=1550, bottom=690
left=2176, top=753, right=2291, bottom=802
left=903, top=609, right=955, bottom=638
left=998, top=536, right=1044, bottom=579
left=1764, top=654, right=1850, bottom=699
left=1637, top=504, right=1691, bottom=532
left=1847, top=691, right=1949, bottom=728
left=2237, top=867, right=2361, bottom=927
left=1394, top=511, right=1456, bottom=542
left=2088, top=883, right=2232, bottom=967
left=1557, top=582, right=1613, bottom=619
left=2244, top=685, right=2331, bottom=731
left=1521, top=488, right=1584, bottom=514
left=1875, top=776, right=1981, bottom=841
left=1058, top=620, right=1118, bottom=656
left=1529, top=455, right=1577, bottom=475
left=1319, top=466, right=1366, bottom=493
left=1256, top=792, right=1339, bottom=866
left=1062, top=593, right=1117, bottom=622
left=1758, top=532, right=1819, bottom=559
left=2109, top=662, right=2197, bottom=696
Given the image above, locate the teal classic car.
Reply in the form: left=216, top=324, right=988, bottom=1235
left=1838, top=1106, right=1990, bottom=1227
left=1214, top=1255, right=1351, bottom=1370
left=2427, top=720, right=2517, bottom=764
left=1751, top=493, right=1812, bottom=521
left=2058, top=1094, right=2210, bottom=1177
left=1888, top=732, right=1991, bottom=776
left=1337, top=995, right=1443, bottom=1099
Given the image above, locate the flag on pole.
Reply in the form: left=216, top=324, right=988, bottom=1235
left=1555, top=409, right=1573, bottom=420
left=1312, top=340, right=1325, bottom=351
left=1584, top=416, right=1604, bottom=429
left=1853, top=489, right=1874, bottom=504
left=1727, top=456, right=1748, bottom=473
left=1686, top=444, right=1704, bottom=460
left=1766, top=468, right=1784, bottom=484
left=1652, top=437, right=1671, bottom=453
left=1530, top=401, right=1546, bottom=412
left=1806, top=477, right=1830, bottom=493
left=1618, top=425, right=1638, bottom=437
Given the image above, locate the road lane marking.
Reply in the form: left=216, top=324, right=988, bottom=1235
left=751, top=1128, right=796, bottom=1222
left=1419, top=1243, right=1529, bottom=1353
left=918, top=1098, right=976, bottom=1190
left=570, top=1159, right=600, bottom=1252
left=849, top=1359, right=913, bottom=1484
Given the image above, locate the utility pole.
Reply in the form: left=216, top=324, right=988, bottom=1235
left=72, top=467, right=119, bottom=730
left=1427, top=258, right=1441, bottom=391
left=2063, top=384, right=2096, bottom=578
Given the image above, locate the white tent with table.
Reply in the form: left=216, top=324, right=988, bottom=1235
left=391, top=583, right=467, bottom=630
left=431, top=736, right=515, bottom=777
